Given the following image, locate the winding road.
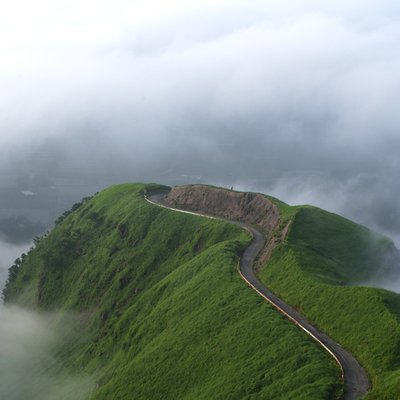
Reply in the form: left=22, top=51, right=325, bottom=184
left=146, top=192, right=370, bottom=399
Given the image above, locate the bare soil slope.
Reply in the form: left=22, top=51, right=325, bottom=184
left=165, top=185, right=280, bottom=233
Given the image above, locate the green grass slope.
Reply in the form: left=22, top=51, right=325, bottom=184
left=3, top=183, right=341, bottom=400
left=260, top=202, right=400, bottom=399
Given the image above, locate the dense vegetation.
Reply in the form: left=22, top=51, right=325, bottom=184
left=260, top=202, right=400, bottom=399
left=3, top=183, right=341, bottom=400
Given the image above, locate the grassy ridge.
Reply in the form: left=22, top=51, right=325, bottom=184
left=4, top=184, right=341, bottom=399
left=260, top=202, right=400, bottom=399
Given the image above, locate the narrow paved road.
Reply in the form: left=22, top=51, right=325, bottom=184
left=146, top=192, right=370, bottom=399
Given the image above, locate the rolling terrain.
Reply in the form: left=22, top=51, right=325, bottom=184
left=163, top=184, right=400, bottom=399
left=3, top=183, right=400, bottom=399
left=3, top=183, right=341, bottom=399
left=260, top=205, right=400, bottom=400
left=147, top=191, right=368, bottom=399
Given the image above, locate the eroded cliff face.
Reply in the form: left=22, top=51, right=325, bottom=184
left=165, top=185, right=287, bottom=270
left=165, top=185, right=280, bottom=234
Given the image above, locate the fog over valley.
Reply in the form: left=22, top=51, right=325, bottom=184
left=1, top=3, right=400, bottom=397
left=1, top=1, right=400, bottom=246
left=0, top=239, right=95, bottom=400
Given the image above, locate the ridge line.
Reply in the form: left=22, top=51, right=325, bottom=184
left=145, top=192, right=370, bottom=399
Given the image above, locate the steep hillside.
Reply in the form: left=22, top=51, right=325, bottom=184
left=3, top=183, right=341, bottom=400
left=259, top=204, right=400, bottom=400
left=164, top=184, right=400, bottom=399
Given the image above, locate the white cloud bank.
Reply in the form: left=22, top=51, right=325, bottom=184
left=0, top=305, right=94, bottom=400
left=0, top=1, right=400, bottom=241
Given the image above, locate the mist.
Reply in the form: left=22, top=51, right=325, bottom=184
left=0, top=239, right=95, bottom=400
left=0, top=0, right=400, bottom=301
left=365, top=275, right=400, bottom=294
left=0, top=305, right=94, bottom=400
left=0, top=1, right=399, bottom=249
left=0, top=4, right=399, bottom=397
left=0, top=240, right=30, bottom=289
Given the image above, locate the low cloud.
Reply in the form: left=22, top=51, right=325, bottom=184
left=0, top=241, right=31, bottom=289
left=0, top=305, right=94, bottom=400
left=365, top=275, right=400, bottom=294
left=0, top=240, right=94, bottom=400
left=360, top=248, right=400, bottom=293
left=0, top=2, right=400, bottom=280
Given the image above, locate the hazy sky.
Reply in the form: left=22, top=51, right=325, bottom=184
left=1, top=1, right=400, bottom=242
left=2, top=3, right=400, bottom=392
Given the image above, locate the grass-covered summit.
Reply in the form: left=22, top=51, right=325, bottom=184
left=260, top=199, right=400, bottom=400
left=3, top=183, right=341, bottom=400
left=150, top=183, right=400, bottom=399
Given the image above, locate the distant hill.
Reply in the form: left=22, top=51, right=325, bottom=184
left=4, top=183, right=400, bottom=399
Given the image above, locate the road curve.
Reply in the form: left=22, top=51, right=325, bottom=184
left=145, top=192, right=370, bottom=400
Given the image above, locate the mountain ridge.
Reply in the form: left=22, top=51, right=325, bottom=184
left=3, top=182, right=400, bottom=399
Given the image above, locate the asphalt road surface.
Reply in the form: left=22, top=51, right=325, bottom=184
left=146, top=192, right=370, bottom=399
